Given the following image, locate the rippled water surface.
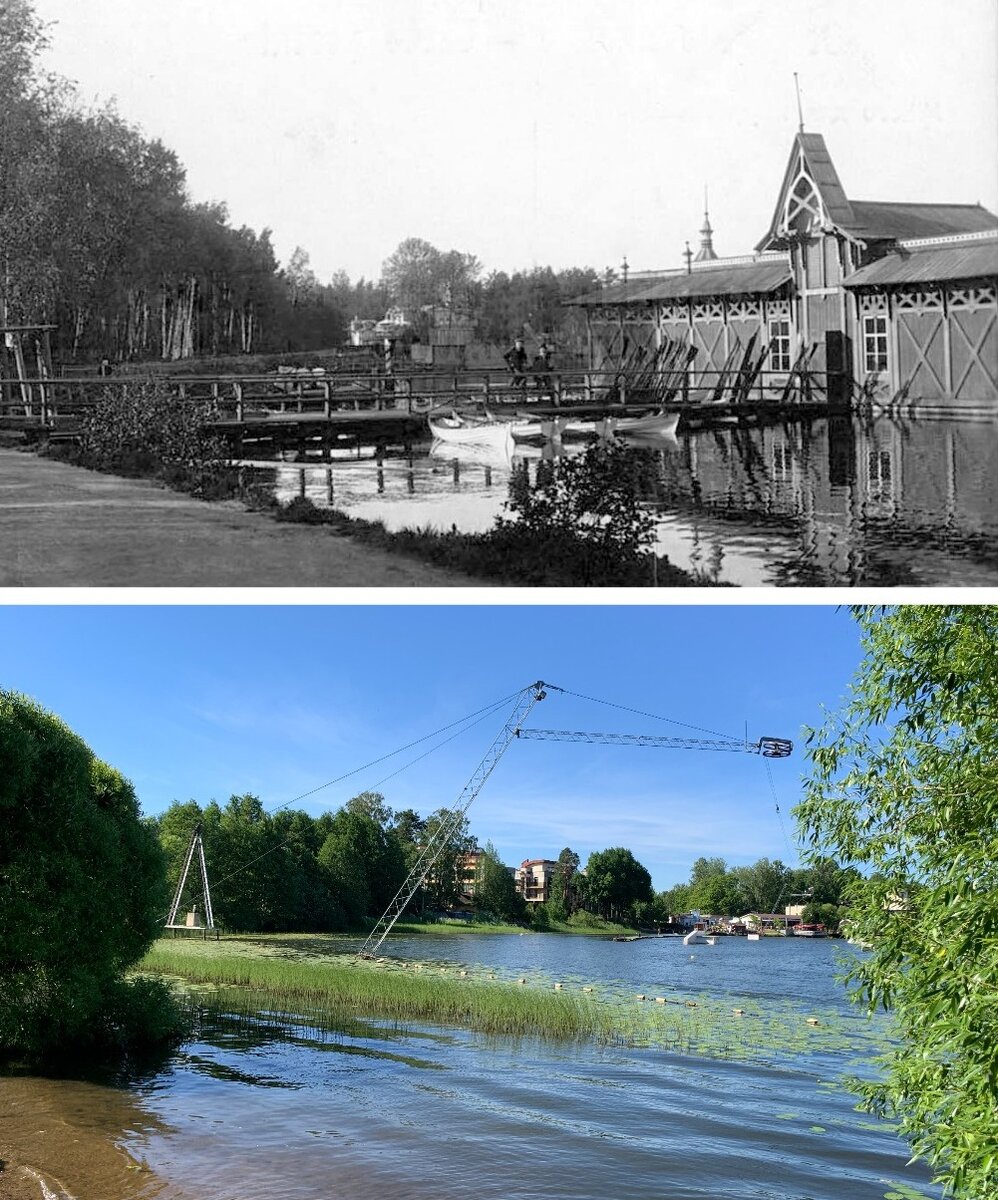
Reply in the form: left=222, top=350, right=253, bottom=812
left=268, top=416, right=998, bottom=585
left=2, top=935, right=943, bottom=1200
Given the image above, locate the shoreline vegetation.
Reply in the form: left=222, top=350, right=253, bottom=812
left=15, top=380, right=707, bottom=587
left=139, top=934, right=882, bottom=1066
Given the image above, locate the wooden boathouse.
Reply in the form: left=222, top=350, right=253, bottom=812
left=571, top=129, right=998, bottom=413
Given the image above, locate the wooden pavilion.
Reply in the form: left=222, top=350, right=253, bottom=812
left=570, top=130, right=998, bottom=412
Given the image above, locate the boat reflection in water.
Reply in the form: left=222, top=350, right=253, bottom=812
left=270, top=415, right=998, bottom=586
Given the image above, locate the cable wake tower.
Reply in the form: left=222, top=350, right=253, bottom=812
left=516, top=730, right=793, bottom=757
left=165, top=822, right=215, bottom=932
left=359, top=681, right=555, bottom=957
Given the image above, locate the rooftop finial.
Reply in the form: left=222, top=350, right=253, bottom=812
left=695, top=188, right=717, bottom=262
left=794, top=72, right=805, bottom=134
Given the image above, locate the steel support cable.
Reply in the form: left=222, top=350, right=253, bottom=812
left=556, top=686, right=738, bottom=741
left=359, top=682, right=550, bottom=957
left=164, top=688, right=523, bottom=915
left=265, top=687, right=524, bottom=816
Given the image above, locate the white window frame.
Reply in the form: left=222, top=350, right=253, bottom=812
left=863, top=314, right=890, bottom=374
left=768, top=318, right=792, bottom=372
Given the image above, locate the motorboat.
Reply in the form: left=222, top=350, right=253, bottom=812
left=794, top=924, right=828, bottom=938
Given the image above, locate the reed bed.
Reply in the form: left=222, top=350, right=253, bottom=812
left=142, top=943, right=620, bottom=1043
left=140, top=937, right=890, bottom=1069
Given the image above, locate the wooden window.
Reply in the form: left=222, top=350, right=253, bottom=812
left=768, top=318, right=792, bottom=371
left=863, top=314, right=889, bottom=373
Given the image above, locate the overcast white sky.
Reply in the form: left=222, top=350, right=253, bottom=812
left=32, top=0, right=998, bottom=283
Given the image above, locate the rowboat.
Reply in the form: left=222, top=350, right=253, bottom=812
left=614, top=410, right=681, bottom=439
left=562, top=411, right=681, bottom=441
left=428, top=417, right=514, bottom=451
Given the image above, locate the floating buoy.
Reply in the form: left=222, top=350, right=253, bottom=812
left=554, top=982, right=563, bottom=990
left=733, top=1008, right=745, bottom=1016
left=806, top=1017, right=820, bottom=1026
left=655, top=997, right=667, bottom=1005
left=582, top=986, right=593, bottom=993
left=516, top=977, right=526, bottom=985
left=635, top=994, right=646, bottom=1001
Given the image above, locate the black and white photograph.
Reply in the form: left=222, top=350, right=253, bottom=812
left=0, top=0, right=995, bottom=587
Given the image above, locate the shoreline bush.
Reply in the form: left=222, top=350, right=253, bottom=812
left=0, top=691, right=186, bottom=1066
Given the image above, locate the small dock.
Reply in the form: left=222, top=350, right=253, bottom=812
left=1, top=358, right=848, bottom=449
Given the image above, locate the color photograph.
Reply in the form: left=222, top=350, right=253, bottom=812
left=2, top=604, right=993, bottom=1199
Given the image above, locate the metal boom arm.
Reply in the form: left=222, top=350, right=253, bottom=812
left=358, top=681, right=553, bottom=957
left=516, top=729, right=793, bottom=757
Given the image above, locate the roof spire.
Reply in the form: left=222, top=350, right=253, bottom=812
left=694, top=187, right=717, bottom=262
left=794, top=72, right=805, bottom=134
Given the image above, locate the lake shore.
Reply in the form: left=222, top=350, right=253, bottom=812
left=0, top=448, right=486, bottom=587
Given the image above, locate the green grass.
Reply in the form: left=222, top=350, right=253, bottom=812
left=140, top=936, right=893, bottom=1066
left=142, top=941, right=617, bottom=1042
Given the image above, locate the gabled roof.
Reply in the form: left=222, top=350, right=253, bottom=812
left=842, top=233, right=998, bottom=288
left=844, top=201, right=998, bottom=241
left=757, top=132, right=855, bottom=249
left=568, top=257, right=792, bottom=306
left=758, top=130, right=998, bottom=249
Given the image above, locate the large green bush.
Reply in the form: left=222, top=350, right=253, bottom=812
left=0, top=691, right=182, bottom=1061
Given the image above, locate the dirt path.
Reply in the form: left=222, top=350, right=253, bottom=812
left=0, top=450, right=491, bottom=588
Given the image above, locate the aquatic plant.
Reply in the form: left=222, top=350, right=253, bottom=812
left=141, top=937, right=891, bottom=1069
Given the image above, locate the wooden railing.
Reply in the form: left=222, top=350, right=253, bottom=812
left=0, top=363, right=849, bottom=430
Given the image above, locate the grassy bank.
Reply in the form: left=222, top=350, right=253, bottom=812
left=142, top=940, right=618, bottom=1042
left=139, top=935, right=884, bottom=1066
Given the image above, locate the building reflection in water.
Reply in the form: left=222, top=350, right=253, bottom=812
left=270, top=416, right=998, bottom=587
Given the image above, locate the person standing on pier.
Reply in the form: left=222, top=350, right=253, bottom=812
left=532, top=341, right=554, bottom=401
left=504, top=335, right=528, bottom=396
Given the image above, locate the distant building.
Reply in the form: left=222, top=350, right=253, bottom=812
left=570, top=128, right=998, bottom=411
left=515, top=858, right=558, bottom=905
left=349, top=306, right=411, bottom=347
left=457, top=849, right=485, bottom=901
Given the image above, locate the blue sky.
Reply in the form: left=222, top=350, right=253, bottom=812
left=1, top=604, right=865, bottom=889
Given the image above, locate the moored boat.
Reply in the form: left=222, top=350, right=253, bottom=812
left=614, top=410, right=682, bottom=439
left=428, top=416, right=514, bottom=451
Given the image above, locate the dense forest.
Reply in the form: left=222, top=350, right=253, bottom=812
left=150, top=791, right=854, bottom=934
left=0, top=1, right=601, bottom=369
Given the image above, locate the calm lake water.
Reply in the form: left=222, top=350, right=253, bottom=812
left=3, top=935, right=942, bottom=1200
left=268, top=416, right=998, bottom=585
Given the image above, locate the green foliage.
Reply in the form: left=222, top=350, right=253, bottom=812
left=474, top=842, right=525, bottom=923
left=0, top=690, right=179, bottom=1061
left=584, top=847, right=653, bottom=922
left=796, top=605, right=998, bottom=1199
left=76, top=378, right=230, bottom=494
left=546, top=846, right=582, bottom=920
left=418, top=809, right=475, bottom=910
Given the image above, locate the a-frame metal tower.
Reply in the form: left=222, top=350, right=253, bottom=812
left=165, top=822, right=216, bottom=934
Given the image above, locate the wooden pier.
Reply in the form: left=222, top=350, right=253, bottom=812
left=0, top=354, right=849, bottom=452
